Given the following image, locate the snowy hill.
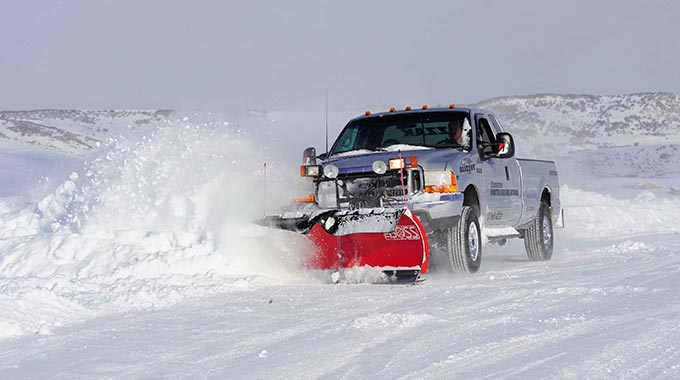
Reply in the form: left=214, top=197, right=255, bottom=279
left=0, top=110, right=172, bottom=155
left=468, top=92, right=680, bottom=180
left=3, top=92, right=680, bottom=159
left=472, top=92, right=680, bottom=156
left=571, top=144, right=680, bottom=179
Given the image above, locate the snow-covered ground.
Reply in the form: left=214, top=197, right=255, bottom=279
left=1, top=104, right=680, bottom=379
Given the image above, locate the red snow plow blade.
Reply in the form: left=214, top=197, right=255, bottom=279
left=261, top=208, right=429, bottom=281
left=306, top=209, right=429, bottom=275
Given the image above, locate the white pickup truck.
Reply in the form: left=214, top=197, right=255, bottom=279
left=267, top=105, right=562, bottom=279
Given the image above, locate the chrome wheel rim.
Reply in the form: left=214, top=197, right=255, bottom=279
left=468, top=222, right=479, bottom=262
left=542, top=214, right=552, bottom=247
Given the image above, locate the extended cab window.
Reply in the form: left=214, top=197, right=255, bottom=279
left=330, top=111, right=472, bottom=156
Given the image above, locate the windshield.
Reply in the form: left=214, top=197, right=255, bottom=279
left=329, top=111, right=471, bottom=156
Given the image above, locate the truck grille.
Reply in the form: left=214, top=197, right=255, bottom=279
left=316, top=169, right=422, bottom=209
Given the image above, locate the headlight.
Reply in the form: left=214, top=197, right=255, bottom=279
left=388, top=156, right=418, bottom=170
left=424, top=170, right=458, bottom=193
left=300, top=165, right=321, bottom=177
left=323, top=164, right=339, bottom=179
left=372, top=160, right=387, bottom=175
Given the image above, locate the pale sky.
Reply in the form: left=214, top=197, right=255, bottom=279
left=2, top=0, right=679, bottom=111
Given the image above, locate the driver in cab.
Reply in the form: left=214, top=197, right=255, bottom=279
left=438, top=118, right=466, bottom=147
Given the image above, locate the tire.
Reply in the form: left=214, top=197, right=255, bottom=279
left=447, top=206, right=482, bottom=273
left=524, top=201, right=554, bottom=261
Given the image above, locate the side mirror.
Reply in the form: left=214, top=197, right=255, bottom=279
left=302, top=147, right=317, bottom=165
left=494, top=132, right=515, bottom=159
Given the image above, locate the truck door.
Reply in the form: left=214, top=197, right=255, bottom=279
left=489, top=114, right=523, bottom=226
left=475, top=114, right=522, bottom=227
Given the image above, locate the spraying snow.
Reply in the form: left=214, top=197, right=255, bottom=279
left=0, top=116, right=316, bottom=338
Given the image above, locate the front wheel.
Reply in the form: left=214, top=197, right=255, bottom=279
left=447, top=206, right=482, bottom=273
left=523, top=201, right=554, bottom=261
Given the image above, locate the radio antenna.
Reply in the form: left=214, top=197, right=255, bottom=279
left=263, top=162, right=267, bottom=217
left=325, top=90, right=329, bottom=154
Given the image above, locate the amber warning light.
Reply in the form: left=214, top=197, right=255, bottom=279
left=294, top=194, right=316, bottom=203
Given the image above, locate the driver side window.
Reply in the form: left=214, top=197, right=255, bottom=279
left=335, top=127, right=359, bottom=152
left=475, top=116, right=496, bottom=155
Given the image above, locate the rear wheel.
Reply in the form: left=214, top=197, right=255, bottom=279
left=524, top=201, right=554, bottom=261
left=447, top=206, right=482, bottom=273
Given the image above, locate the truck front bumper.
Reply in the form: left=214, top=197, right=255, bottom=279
left=408, top=192, right=464, bottom=232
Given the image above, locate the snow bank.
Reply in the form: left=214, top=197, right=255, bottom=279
left=560, top=185, right=680, bottom=240
left=0, top=115, right=315, bottom=339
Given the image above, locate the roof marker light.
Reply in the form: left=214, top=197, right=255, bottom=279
left=422, top=104, right=429, bottom=110
left=389, top=107, right=396, bottom=112
left=405, top=105, right=412, bottom=111
left=449, top=104, right=456, bottom=109
left=365, top=111, right=371, bottom=116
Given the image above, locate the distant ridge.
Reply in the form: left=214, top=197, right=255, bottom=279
left=471, top=92, right=680, bottom=155
left=0, top=110, right=172, bottom=155
left=2, top=93, right=680, bottom=157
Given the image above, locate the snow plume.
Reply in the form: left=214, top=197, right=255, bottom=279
left=0, top=115, right=315, bottom=339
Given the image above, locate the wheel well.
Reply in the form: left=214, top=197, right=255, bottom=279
left=463, top=185, right=480, bottom=213
left=541, top=188, right=551, bottom=206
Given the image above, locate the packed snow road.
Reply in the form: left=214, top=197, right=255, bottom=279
left=2, top=232, right=680, bottom=379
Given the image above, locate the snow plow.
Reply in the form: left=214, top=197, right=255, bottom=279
left=262, top=207, right=430, bottom=282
